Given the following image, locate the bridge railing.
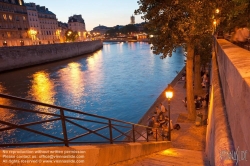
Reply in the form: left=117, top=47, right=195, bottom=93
left=0, top=93, right=165, bottom=147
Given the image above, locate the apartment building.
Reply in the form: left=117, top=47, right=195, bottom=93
left=25, top=2, right=41, bottom=45
left=0, top=0, right=31, bottom=46
left=68, top=15, right=86, bottom=41
left=58, top=21, right=68, bottom=43
left=37, top=5, right=58, bottom=44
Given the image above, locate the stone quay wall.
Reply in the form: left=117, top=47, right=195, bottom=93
left=0, top=141, right=172, bottom=166
left=206, top=39, right=250, bottom=166
left=0, top=40, right=103, bottom=72
left=205, top=51, right=235, bottom=166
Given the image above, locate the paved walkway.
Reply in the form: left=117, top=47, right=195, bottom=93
left=114, top=79, right=210, bottom=165
left=113, top=148, right=209, bottom=166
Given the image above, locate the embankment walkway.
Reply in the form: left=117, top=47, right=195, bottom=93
left=114, top=77, right=210, bottom=165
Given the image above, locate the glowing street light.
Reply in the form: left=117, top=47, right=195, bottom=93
left=165, top=84, right=174, bottom=141
left=215, top=8, right=220, bottom=14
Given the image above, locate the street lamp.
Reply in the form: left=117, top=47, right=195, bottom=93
left=215, top=8, right=220, bottom=14
left=165, top=84, right=174, bottom=141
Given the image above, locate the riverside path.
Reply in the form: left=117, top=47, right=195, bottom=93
left=112, top=78, right=210, bottom=166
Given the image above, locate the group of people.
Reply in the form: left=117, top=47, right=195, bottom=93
left=182, top=93, right=209, bottom=110
left=147, top=103, right=174, bottom=139
left=230, top=24, right=250, bottom=48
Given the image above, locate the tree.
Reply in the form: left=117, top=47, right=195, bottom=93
left=194, top=35, right=213, bottom=95
left=135, top=0, right=215, bottom=120
left=65, top=29, right=79, bottom=42
left=120, top=24, right=138, bottom=34
left=215, top=0, right=249, bottom=32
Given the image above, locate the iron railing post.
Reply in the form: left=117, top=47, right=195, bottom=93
left=60, top=109, right=69, bottom=147
left=108, top=119, right=113, bottom=144
left=132, top=125, right=135, bottom=142
left=146, top=128, right=149, bottom=142
left=156, top=129, right=158, bottom=141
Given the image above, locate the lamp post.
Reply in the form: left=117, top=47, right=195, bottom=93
left=165, top=84, right=174, bottom=141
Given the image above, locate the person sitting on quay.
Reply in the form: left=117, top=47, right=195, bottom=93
left=160, top=103, right=166, bottom=113
left=161, top=119, right=175, bottom=139
left=147, top=116, right=156, bottom=135
left=154, top=105, right=160, bottom=115
left=157, top=110, right=167, bottom=128
left=161, top=123, right=169, bottom=139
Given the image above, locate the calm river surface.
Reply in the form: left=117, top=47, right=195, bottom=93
left=0, top=42, right=185, bottom=143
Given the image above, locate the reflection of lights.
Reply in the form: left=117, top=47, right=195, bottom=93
left=87, top=51, right=102, bottom=70
left=29, top=71, right=55, bottom=122
left=59, top=62, right=84, bottom=106
left=0, top=84, right=16, bottom=136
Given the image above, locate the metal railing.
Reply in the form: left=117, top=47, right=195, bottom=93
left=0, top=93, right=164, bottom=147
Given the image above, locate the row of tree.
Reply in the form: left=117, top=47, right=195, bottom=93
left=135, top=0, right=250, bottom=120
left=105, top=24, right=139, bottom=37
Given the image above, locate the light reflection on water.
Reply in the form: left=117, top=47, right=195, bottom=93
left=0, top=42, right=185, bottom=143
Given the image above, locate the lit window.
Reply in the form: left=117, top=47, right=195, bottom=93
left=23, top=16, right=26, bottom=21
left=9, top=15, right=12, bottom=21
left=18, top=0, right=22, bottom=5
left=3, top=14, right=7, bottom=20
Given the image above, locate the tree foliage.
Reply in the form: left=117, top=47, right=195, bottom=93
left=106, top=25, right=139, bottom=37
left=135, top=0, right=216, bottom=58
left=120, top=24, right=138, bottom=34
left=65, top=29, right=79, bottom=42
left=217, top=0, right=250, bottom=32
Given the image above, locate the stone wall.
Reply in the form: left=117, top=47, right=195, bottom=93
left=206, top=51, right=235, bottom=166
left=0, top=141, right=172, bottom=166
left=0, top=41, right=103, bottom=72
left=206, top=39, right=250, bottom=166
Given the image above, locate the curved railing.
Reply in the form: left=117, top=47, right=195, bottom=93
left=0, top=93, right=165, bottom=147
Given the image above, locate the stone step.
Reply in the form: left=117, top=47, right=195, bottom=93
left=113, top=148, right=210, bottom=166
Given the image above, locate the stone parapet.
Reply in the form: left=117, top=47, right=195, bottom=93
left=206, top=39, right=250, bottom=166
left=206, top=51, right=235, bottom=166
left=0, top=141, right=172, bottom=166
left=0, top=41, right=103, bottom=72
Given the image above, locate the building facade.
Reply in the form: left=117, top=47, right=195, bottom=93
left=25, top=2, right=41, bottom=45
left=68, top=15, right=86, bottom=41
left=37, top=5, right=58, bottom=44
left=92, top=25, right=110, bottom=34
left=58, top=21, right=68, bottom=43
left=0, top=0, right=31, bottom=47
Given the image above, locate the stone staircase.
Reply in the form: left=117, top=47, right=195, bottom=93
left=113, top=148, right=210, bottom=166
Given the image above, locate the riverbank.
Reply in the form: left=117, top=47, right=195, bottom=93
left=137, top=66, right=186, bottom=126
left=0, top=40, right=103, bottom=73
left=137, top=65, right=207, bottom=151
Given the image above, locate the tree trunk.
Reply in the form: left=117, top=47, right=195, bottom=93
left=194, top=54, right=203, bottom=95
left=186, top=42, right=196, bottom=120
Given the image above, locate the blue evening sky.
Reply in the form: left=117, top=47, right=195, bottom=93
left=26, top=0, right=144, bottom=31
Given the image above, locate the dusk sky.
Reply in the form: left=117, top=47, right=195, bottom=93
left=27, top=0, right=144, bottom=31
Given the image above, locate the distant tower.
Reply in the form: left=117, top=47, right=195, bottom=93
left=130, top=15, right=135, bottom=24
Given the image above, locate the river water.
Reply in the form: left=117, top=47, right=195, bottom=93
left=0, top=42, right=185, bottom=143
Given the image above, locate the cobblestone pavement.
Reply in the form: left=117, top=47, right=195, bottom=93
left=113, top=80, right=210, bottom=166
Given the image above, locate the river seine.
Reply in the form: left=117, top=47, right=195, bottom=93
left=0, top=42, right=185, bottom=143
